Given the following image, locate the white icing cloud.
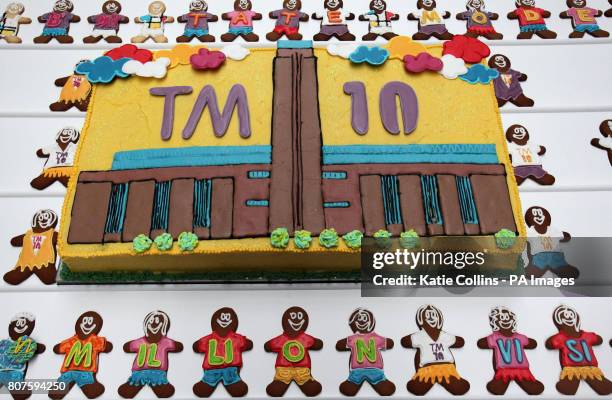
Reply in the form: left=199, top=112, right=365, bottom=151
left=221, top=44, right=250, bottom=61
left=327, top=43, right=360, bottom=59
left=439, top=54, right=468, bottom=80
left=122, top=57, right=171, bottom=79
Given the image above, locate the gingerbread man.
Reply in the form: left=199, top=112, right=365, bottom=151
left=546, top=305, right=612, bottom=395
left=221, top=0, right=262, bottom=42
left=0, top=313, right=46, bottom=400
left=118, top=311, right=183, bottom=398
left=477, top=306, right=544, bottom=395
left=34, top=0, right=80, bottom=44
left=488, top=54, right=534, bottom=108
left=4, top=209, right=58, bottom=286
left=407, top=0, right=452, bottom=40
left=401, top=305, right=470, bottom=396
left=560, top=0, right=609, bottom=38
left=508, top=0, right=556, bottom=39
left=193, top=307, right=253, bottom=397
left=524, top=206, right=580, bottom=279
left=83, top=0, right=128, bottom=44
left=264, top=307, right=323, bottom=397
left=0, top=2, right=31, bottom=44
left=266, top=0, right=309, bottom=41
left=48, top=311, right=113, bottom=399
left=132, top=1, right=174, bottom=43
left=591, top=119, right=612, bottom=166
left=506, top=124, right=555, bottom=186
left=177, top=0, right=218, bottom=43
left=49, top=60, right=92, bottom=112
left=456, top=0, right=502, bottom=40
left=336, top=308, right=395, bottom=396
left=31, top=127, right=80, bottom=190
left=359, top=0, right=399, bottom=41
left=311, top=0, right=355, bottom=41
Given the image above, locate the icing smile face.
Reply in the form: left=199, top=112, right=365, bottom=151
left=488, top=54, right=511, bottom=73
left=531, top=208, right=546, bottom=226
left=75, top=311, right=103, bottom=339
left=372, top=0, right=386, bottom=12
left=553, top=305, right=581, bottom=331
left=211, top=307, right=239, bottom=336
left=148, top=1, right=166, bottom=16
left=422, top=0, right=434, bottom=8
left=349, top=308, right=376, bottom=334
left=282, top=306, right=309, bottom=335
left=144, top=310, right=169, bottom=340
left=489, top=307, right=517, bottom=333
left=326, top=0, right=340, bottom=9
left=31, top=209, right=58, bottom=231
left=103, top=0, right=120, bottom=14
left=518, top=0, right=535, bottom=7
left=506, top=124, right=530, bottom=145
left=512, top=126, right=527, bottom=140
left=237, top=0, right=250, bottom=10
left=190, top=0, right=206, bottom=12
left=9, top=314, right=35, bottom=340
left=286, top=0, right=298, bottom=11
left=467, top=0, right=483, bottom=11
left=416, top=305, right=444, bottom=330
left=5, top=2, right=25, bottom=16
left=571, top=0, right=585, bottom=7
left=54, top=0, right=72, bottom=12
left=57, top=127, right=79, bottom=144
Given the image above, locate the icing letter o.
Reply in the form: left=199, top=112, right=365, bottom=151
left=282, top=340, right=305, bottom=363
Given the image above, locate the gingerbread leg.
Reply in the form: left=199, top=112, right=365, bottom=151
left=432, top=31, right=453, bottom=40
left=382, top=32, right=399, bottom=40
left=151, top=383, right=175, bottom=398
left=411, top=32, right=430, bottom=40
left=517, top=31, right=534, bottom=39
left=33, top=35, right=53, bottom=44
left=496, top=98, right=508, bottom=108
left=516, top=378, right=545, bottom=395
left=105, top=36, right=123, bottom=43
left=362, top=32, right=379, bottom=41
left=536, top=29, right=557, bottom=39
left=552, top=264, right=580, bottom=280
left=588, top=29, right=610, bottom=38
left=197, top=34, right=216, bottom=43
left=569, top=30, right=585, bottom=39
left=152, top=35, right=168, bottom=43
left=339, top=380, right=362, bottom=396
left=486, top=378, right=511, bottom=395
left=4, top=35, right=22, bottom=44
left=265, top=380, right=290, bottom=397
left=3, top=268, right=34, bottom=285
left=55, top=35, right=74, bottom=44
left=485, top=32, right=503, bottom=40
left=9, top=387, right=32, bottom=400
left=607, top=150, right=612, bottom=166
left=242, top=32, right=259, bottom=42
left=33, top=264, right=57, bottom=285
left=509, top=94, right=534, bottom=107
left=192, top=381, right=216, bottom=397
left=117, top=382, right=144, bottom=399
left=130, top=35, right=147, bottom=43
left=176, top=35, right=193, bottom=43
left=556, top=378, right=580, bottom=395
left=338, top=32, right=356, bottom=41
left=465, top=31, right=479, bottom=38
left=298, top=379, right=322, bottom=397
left=266, top=31, right=282, bottom=41
left=225, top=380, right=248, bottom=397
left=406, top=378, right=434, bottom=396
left=533, top=173, right=556, bottom=186
left=313, top=32, right=332, bottom=41
left=525, top=264, right=547, bottom=278
left=58, top=176, right=71, bottom=187
left=514, top=175, right=526, bottom=185
left=30, top=174, right=57, bottom=190
left=286, top=33, right=303, bottom=40
left=48, top=382, right=75, bottom=399
left=585, top=376, right=612, bottom=396
left=81, top=381, right=105, bottom=399
left=372, top=379, right=396, bottom=396
left=49, top=101, right=73, bottom=112
left=440, top=376, right=470, bottom=396
left=83, top=35, right=103, bottom=44
left=75, top=100, right=90, bottom=112
left=221, top=32, right=238, bottom=42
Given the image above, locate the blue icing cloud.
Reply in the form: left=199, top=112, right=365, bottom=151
left=75, top=56, right=130, bottom=84
left=349, top=45, right=389, bottom=66
left=459, top=64, right=499, bottom=85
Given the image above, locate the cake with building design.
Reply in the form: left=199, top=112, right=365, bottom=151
left=57, top=40, right=524, bottom=280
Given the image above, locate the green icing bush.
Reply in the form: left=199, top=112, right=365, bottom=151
left=132, top=234, right=152, bottom=253
left=293, top=230, right=313, bottom=249
left=153, top=233, right=174, bottom=251
left=178, top=232, right=198, bottom=252
left=400, top=229, right=419, bottom=249
left=342, top=230, right=363, bottom=249
left=271, top=227, right=290, bottom=249
left=319, top=228, right=339, bottom=249
left=495, top=229, right=517, bottom=249
left=373, top=229, right=392, bottom=249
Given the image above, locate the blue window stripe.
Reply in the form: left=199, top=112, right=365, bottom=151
left=456, top=176, right=479, bottom=224
left=248, top=170, right=270, bottom=179
left=381, top=175, right=402, bottom=225
left=151, top=181, right=172, bottom=231
left=193, top=179, right=212, bottom=228
left=322, top=171, right=347, bottom=180
left=246, top=199, right=269, bottom=207
left=420, top=175, right=443, bottom=226
left=112, top=146, right=272, bottom=170
left=104, top=183, right=129, bottom=234
left=323, top=201, right=350, bottom=208
left=322, top=144, right=498, bottom=165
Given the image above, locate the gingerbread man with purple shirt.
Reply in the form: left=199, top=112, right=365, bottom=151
left=266, top=0, right=309, bottom=41
left=34, top=0, right=80, bottom=44
left=488, top=54, right=534, bottom=108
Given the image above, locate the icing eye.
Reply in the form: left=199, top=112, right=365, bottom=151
left=290, top=312, right=297, bottom=319
left=297, top=312, right=303, bottom=319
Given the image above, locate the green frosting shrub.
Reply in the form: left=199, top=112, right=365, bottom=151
left=400, top=229, right=419, bottom=249
left=293, top=230, right=313, bottom=249
left=373, top=229, right=392, bottom=248
left=271, top=227, right=290, bottom=249
left=178, top=232, right=198, bottom=252
left=319, top=228, right=339, bottom=248
left=153, top=233, right=173, bottom=251
left=132, top=234, right=152, bottom=253
left=495, top=229, right=517, bottom=249
left=342, top=230, right=363, bottom=249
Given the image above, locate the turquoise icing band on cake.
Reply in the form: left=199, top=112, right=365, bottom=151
left=322, top=144, right=498, bottom=165
left=278, top=40, right=313, bottom=49
left=112, top=146, right=272, bottom=170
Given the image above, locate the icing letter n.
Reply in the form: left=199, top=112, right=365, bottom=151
left=379, top=82, right=419, bottom=135
left=150, top=86, right=193, bottom=141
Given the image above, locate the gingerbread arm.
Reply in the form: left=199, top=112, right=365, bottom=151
left=452, top=336, right=465, bottom=348
left=119, top=15, right=129, bottom=24
left=544, top=336, right=555, bottom=349
left=507, top=10, right=518, bottom=20
left=346, top=13, right=355, bottom=20
left=134, top=16, right=142, bottom=23
left=38, top=14, right=48, bottom=23
left=335, top=338, right=348, bottom=351
left=595, top=9, right=603, bottom=17
left=52, top=231, right=58, bottom=246
left=244, top=338, right=254, bottom=351
left=193, top=339, right=204, bottom=353
left=263, top=339, right=273, bottom=352
left=104, top=341, right=113, bottom=353
left=221, top=12, right=231, bottom=20
left=525, top=338, right=538, bottom=349
left=122, top=341, right=134, bottom=352
left=606, top=8, right=612, bottom=17
left=537, top=145, right=546, bottom=156
left=561, top=231, right=571, bottom=242
left=299, top=12, right=309, bottom=21
left=311, top=12, right=322, bottom=20
left=490, top=13, right=499, bottom=20
left=10, top=234, right=25, bottom=247
left=542, top=10, right=551, bottom=18
left=385, top=338, right=394, bottom=349
left=36, top=148, right=48, bottom=158
left=53, top=343, right=62, bottom=354
left=54, top=76, right=69, bottom=87
left=208, top=14, right=218, bottom=22
left=359, top=14, right=369, bottom=21
left=35, top=342, right=46, bottom=354
left=253, top=12, right=263, bottom=20
left=400, top=335, right=413, bottom=348
left=269, top=11, right=278, bottom=19
left=518, top=72, right=528, bottom=82
left=311, top=338, right=323, bottom=350
left=70, top=15, right=81, bottom=23
left=172, top=341, right=184, bottom=352
left=19, top=16, right=32, bottom=24
left=87, top=15, right=97, bottom=23
left=456, top=12, right=466, bottom=20
left=591, top=138, right=608, bottom=150
left=390, top=13, right=400, bottom=21
left=443, top=11, right=451, bottom=19
left=476, top=337, right=488, bottom=349
left=164, top=16, right=174, bottom=23
left=559, top=10, right=570, bottom=19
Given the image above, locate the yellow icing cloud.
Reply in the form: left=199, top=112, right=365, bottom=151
left=153, top=44, right=204, bottom=68
left=386, top=36, right=429, bottom=60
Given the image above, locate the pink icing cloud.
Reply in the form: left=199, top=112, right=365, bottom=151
left=403, top=52, right=443, bottom=73
left=190, top=48, right=226, bottom=71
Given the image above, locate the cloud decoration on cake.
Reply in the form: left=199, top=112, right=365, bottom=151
left=349, top=46, right=389, bottom=66
left=459, top=64, right=499, bottom=85
left=327, top=43, right=359, bottom=59
left=104, top=44, right=153, bottom=63
left=386, top=36, right=427, bottom=59
left=122, top=57, right=171, bottom=79
left=442, top=35, right=490, bottom=64
left=75, top=56, right=130, bottom=84
left=221, top=44, right=250, bottom=61
left=190, top=48, right=227, bottom=71
left=154, top=44, right=202, bottom=68
left=403, top=52, right=443, bottom=73
left=439, top=54, right=468, bottom=80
